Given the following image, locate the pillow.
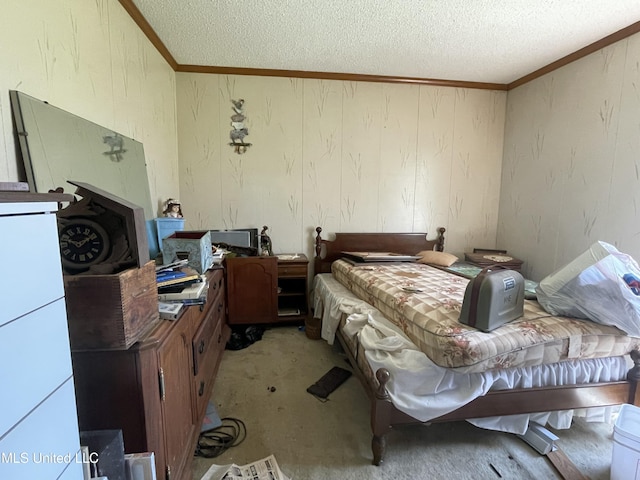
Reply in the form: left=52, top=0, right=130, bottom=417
left=416, top=250, right=458, bottom=267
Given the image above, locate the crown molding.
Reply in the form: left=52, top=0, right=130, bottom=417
left=175, top=64, right=508, bottom=90
left=119, top=1, right=640, bottom=91
left=118, top=0, right=178, bottom=70
left=509, top=20, right=640, bottom=89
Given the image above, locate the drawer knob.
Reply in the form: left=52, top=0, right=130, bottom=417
left=198, top=381, right=205, bottom=396
left=199, top=340, right=205, bottom=354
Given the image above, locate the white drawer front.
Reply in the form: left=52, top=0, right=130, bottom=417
left=0, top=300, right=73, bottom=437
left=0, top=379, right=81, bottom=480
left=0, top=212, right=64, bottom=326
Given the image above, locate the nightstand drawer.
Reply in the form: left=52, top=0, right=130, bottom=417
left=278, top=264, right=307, bottom=277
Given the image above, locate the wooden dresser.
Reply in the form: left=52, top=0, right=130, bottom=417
left=71, top=267, right=229, bottom=480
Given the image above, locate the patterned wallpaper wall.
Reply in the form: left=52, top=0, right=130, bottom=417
left=7, top=0, right=636, bottom=283
left=0, top=0, right=179, bottom=215
left=176, top=74, right=507, bottom=260
left=499, top=32, right=640, bottom=281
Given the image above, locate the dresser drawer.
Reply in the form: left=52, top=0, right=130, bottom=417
left=193, top=316, right=223, bottom=419
left=0, top=211, right=64, bottom=326
left=192, top=290, right=225, bottom=376
left=0, top=379, right=81, bottom=480
left=0, top=300, right=73, bottom=437
left=208, top=268, right=224, bottom=298
left=277, top=264, right=307, bottom=277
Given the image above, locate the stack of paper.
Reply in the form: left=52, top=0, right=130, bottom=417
left=200, top=455, right=290, bottom=480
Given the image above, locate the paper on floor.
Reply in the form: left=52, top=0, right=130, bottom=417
left=200, top=454, right=291, bottom=480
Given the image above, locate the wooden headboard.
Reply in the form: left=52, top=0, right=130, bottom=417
left=313, top=226, right=446, bottom=275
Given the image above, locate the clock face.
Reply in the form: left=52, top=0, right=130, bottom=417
left=59, top=218, right=111, bottom=269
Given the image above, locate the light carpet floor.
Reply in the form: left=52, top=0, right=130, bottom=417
left=192, top=326, right=617, bottom=480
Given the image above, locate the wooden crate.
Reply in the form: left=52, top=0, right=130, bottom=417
left=64, top=261, right=159, bottom=350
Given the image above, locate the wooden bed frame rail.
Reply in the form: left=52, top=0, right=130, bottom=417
left=337, top=330, right=640, bottom=466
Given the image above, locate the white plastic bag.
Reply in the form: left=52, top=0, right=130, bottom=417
left=536, top=241, right=640, bottom=336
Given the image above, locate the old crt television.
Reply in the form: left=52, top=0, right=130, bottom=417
left=209, top=228, right=258, bottom=249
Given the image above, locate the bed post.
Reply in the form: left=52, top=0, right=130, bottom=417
left=315, top=226, right=323, bottom=257
left=627, top=350, right=640, bottom=405
left=314, top=226, right=323, bottom=275
left=436, top=227, right=446, bottom=252
left=371, top=369, right=393, bottom=466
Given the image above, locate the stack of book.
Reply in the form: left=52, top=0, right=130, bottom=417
left=156, top=260, right=208, bottom=320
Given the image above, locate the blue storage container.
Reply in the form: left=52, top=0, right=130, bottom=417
left=155, top=217, right=185, bottom=250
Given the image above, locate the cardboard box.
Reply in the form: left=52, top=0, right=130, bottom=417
left=65, top=261, right=159, bottom=350
left=161, top=230, right=213, bottom=274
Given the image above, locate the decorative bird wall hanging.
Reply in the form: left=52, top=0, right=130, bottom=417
left=229, top=98, right=252, bottom=154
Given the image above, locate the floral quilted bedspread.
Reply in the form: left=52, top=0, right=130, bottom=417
left=331, top=259, right=640, bottom=373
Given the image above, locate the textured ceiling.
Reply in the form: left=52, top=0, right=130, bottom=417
left=130, top=0, right=640, bottom=84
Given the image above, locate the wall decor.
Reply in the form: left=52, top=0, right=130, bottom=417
left=229, top=98, right=252, bottom=154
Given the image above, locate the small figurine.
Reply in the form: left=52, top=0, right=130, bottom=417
left=230, top=127, right=249, bottom=144
left=260, top=225, right=273, bottom=256
left=231, top=98, right=245, bottom=114
left=162, top=198, right=183, bottom=218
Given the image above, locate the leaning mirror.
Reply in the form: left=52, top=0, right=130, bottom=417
left=10, top=90, right=154, bottom=220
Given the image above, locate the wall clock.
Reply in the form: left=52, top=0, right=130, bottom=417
left=59, top=217, right=111, bottom=270
left=55, top=181, right=150, bottom=275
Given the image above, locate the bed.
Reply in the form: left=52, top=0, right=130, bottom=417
left=311, top=226, right=640, bottom=466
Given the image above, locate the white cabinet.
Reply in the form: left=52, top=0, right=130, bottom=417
left=0, top=201, right=84, bottom=480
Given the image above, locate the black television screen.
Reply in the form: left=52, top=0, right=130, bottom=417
left=209, top=228, right=258, bottom=249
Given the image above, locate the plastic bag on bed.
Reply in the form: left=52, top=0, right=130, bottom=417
left=535, top=241, right=640, bottom=336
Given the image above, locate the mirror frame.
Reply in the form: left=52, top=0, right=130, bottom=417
left=9, top=90, right=155, bottom=220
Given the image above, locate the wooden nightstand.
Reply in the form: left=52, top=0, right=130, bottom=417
left=277, top=254, right=309, bottom=322
left=225, top=256, right=278, bottom=325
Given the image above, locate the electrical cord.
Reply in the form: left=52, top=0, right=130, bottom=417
left=194, top=417, right=247, bottom=458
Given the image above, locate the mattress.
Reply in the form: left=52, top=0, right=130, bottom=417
left=331, top=259, right=640, bottom=373
left=312, top=273, right=627, bottom=431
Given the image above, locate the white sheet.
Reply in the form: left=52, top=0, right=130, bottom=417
left=313, top=273, right=626, bottom=434
left=312, top=273, right=373, bottom=345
